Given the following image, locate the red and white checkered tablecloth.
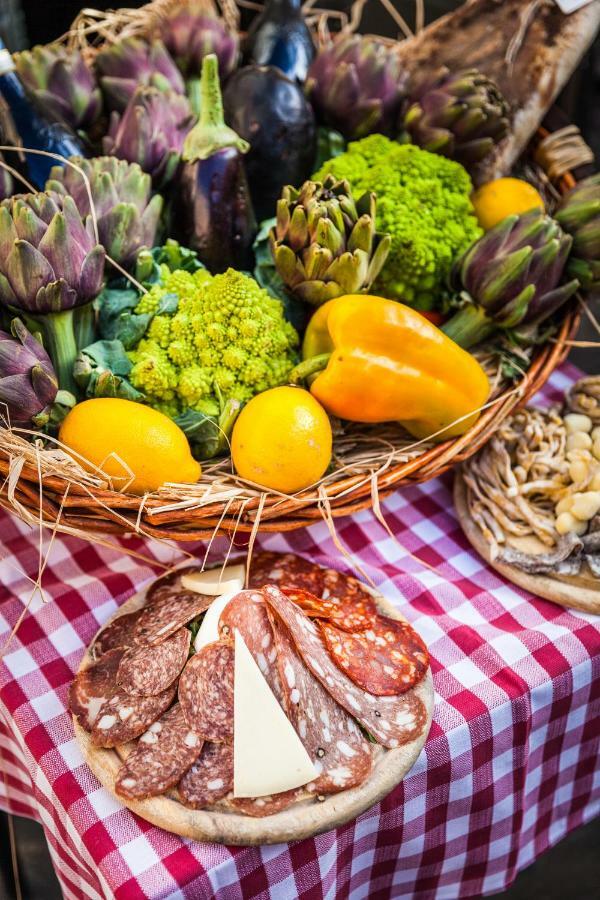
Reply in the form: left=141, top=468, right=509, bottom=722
left=1, top=362, right=599, bottom=900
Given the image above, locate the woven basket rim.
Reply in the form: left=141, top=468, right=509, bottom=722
left=0, top=1, right=587, bottom=543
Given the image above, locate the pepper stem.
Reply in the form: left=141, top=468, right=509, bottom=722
left=441, top=303, right=496, bottom=349
left=288, top=353, right=332, bottom=385
left=182, top=54, right=249, bottom=162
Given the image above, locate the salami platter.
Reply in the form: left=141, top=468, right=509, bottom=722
left=70, top=552, right=434, bottom=843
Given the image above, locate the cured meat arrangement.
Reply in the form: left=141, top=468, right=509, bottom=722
left=70, top=553, right=433, bottom=839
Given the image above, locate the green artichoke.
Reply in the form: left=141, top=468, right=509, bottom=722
left=95, top=37, right=185, bottom=112
left=442, top=209, right=579, bottom=348
left=306, top=36, right=405, bottom=141
left=403, top=68, right=510, bottom=169
left=554, top=173, right=600, bottom=294
left=0, top=192, right=106, bottom=392
left=0, top=318, right=59, bottom=427
left=46, top=156, right=163, bottom=268
left=14, top=43, right=102, bottom=132
left=269, top=175, right=391, bottom=306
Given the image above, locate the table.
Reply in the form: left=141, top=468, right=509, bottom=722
left=1, top=362, right=599, bottom=900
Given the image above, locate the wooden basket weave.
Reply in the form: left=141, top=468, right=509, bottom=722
left=0, top=1, right=588, bottom=543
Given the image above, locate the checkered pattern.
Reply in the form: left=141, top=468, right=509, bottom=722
left=1, top=362, right=599, bottom=900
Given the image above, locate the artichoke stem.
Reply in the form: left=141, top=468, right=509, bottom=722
left=41, top=309, right=80, bottom=397
left=441, top=304, right=496, bottom=349
left=73, top=302, right=96, bottom=351
left=288, top=353, right=332, bottom=385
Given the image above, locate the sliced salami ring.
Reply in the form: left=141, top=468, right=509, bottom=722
left=263, top=585, right=428, bottom=750
left=145, top=565, right=203, bottom=606
left=218, top=590, right=282, bottom=701
left=134, top=591, right=213, bottom=646
left=249, top=551, right=378, bottom=632
left=117, top=627, right=191, bottom=697
left=178, top=741, right=233, bottom=808
left=319, top=617, right=429, bottom=697
left=178, top=641, right=234, bottom=743
left=69, top=648, right=124, bottom=731
left=226, top=788, right=306, bottom=818
left=93, top=610, right=142, bottom=658
left=269, top=612, right=372, bottom=795
left=115, top=704, right=203, bottom=800
left=91, top=683, right=176, bottom=748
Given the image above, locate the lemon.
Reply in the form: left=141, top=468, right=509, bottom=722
left=59, top=398, right=201, bottom=495
left=472, top=177, right=544, bottom=230
left=231, top=387, right=332, bottom=493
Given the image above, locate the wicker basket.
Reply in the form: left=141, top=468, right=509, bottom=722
left=0, top=1, right=589, bottom=542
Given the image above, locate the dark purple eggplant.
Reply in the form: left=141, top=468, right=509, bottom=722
left=244, top=0, right=315, bottom=83
left=223, top=65, right=316, bottom=221
left=171, top=54, right=256, bottom=273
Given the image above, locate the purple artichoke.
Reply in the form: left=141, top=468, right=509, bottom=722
left=95, top=37, right=185, bottom=112
left=14, top=43, right=102, bottom=131
left=403, top=68, right=510, bottom=169
left=442, top=210, right=579, bottom=348
left=159, top=4, right=239, bottom=79
left=0, top=318, right=58, bottom=427
left=306, top=35, right=405, bottom=140
left=554, top=173, right=600, bottom=294
left=103, top=87, right=195, bottom=186
left=46, top=156, right=163, bottom=268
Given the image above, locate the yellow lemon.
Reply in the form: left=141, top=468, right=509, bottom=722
left=59, top=398, right=201, bottom=495
left=232, top=387, right=332, bottom=493
left=472, top=177, right=545, bottom=230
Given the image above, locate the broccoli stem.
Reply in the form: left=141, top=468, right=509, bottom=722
left=441, top=304, right=496, bottom=349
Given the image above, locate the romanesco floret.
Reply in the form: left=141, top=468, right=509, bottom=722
left=313, top=135, right=482, bottom=308
left=128, top=268, right=299, bottom=415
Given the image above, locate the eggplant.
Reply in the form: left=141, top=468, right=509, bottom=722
left=223, top=65, right=317, bottom=221
left=244, top=0, right=315, bottom=83
left=171, top=54, right=256, bottom=273
left=0, top=40, right=86, bottom=188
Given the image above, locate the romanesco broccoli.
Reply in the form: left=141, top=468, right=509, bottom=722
left=313, top=134, right=482, bottom=309
left=128, top=268, right=299, bottom=416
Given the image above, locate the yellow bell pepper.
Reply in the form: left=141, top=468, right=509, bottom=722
left=297, top=294, right=490, bottom=441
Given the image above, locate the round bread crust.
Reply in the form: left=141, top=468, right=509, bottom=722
left=73, top=568, right=434, bottom=845
left=454, top=474, right=600, bottom=616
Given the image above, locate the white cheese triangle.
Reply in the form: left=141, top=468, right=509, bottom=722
left=181, top=563, right=245, bottom=597
left=233, top=629, right=317, bottom=798
left=193, top=587, right=241, bottom=653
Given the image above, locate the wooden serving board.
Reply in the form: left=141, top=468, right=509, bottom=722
left=454, top=474, right=600, bottom=615
left=73, top=571, right=434, bottom=845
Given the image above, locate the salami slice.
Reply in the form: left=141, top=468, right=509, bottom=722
left=263, top=585, right=428, bottom=749
left=91, top=683, right=176, bottom=748
left=218, top=590, right=282, bottom=700
left=115, top=704, right=203, bottom=800
left=145, top=565, right=203, bottom=606
left=269, top=612, right=372, bottom=795
left=117, top=627, right=191, bottom=697
left=93, top=610, right=142, bottom=657
left=69, top=648, right=124, bottom=731
left=178, top=642, right=234, bottom=742
left=319, top=617, right=429, bottom=697
left=134, top=591, right=213, bottom=645
left=178, top=741, right=233, bottom=808
left=249, top=551, right=378, bottom=632
left=227, top=788, right=306, bottom=818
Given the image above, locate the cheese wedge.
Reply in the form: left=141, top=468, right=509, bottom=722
left=181, top=563, right=245, bottom=597
left=233, top=629, right=317, bottom=798
left=193, top=587, right=241, bottom=653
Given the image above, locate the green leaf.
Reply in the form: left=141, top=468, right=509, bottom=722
left=176, top=397, right=241, bottom=460
left=74, top=339, right=144, bottom=401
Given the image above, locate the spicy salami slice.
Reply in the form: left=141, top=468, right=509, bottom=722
left=227, top=788, right=306, bottom=818
left=218, top=590, right=282, bottom=700
left=117, top=627, right=191, bottom=697
left=134, top=591, right=213, bottom=646
left=145, top=565, right=203, bottom=606
left=178, top=641, right=234, bottom=742
left=91, top=683, right=176, bottom=748
left=93, top=610, right=142, bottom=657
left=263, top=585, right=428, bottom=749
left=269, top=612, right=372, bottom=795
left=178, top=741, right=233, bottom=808
left=249, top=551, right=378, bottom=632
left=69, top=648, right=124, bottom=731
left=115, top=704, right=203, bottom=800
left=319, top=617, right=429, bottom=697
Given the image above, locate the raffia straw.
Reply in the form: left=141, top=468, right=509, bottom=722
left=369, top=470, right=439, bottom=575
left=0, top=159, right=36, bottom=193
left=245, top=492, right=266, bottom=586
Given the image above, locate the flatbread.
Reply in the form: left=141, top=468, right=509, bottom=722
left=454, top=473, right=600, bottom=615
left=73, top=566, right=434, bottom=845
